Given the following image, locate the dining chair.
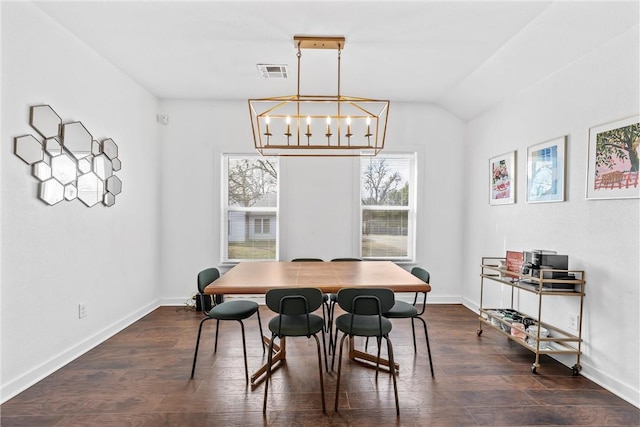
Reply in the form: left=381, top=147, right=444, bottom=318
left=190, top=267, right=265, bottom=384
left=326, top=258, right=362, bottom=353
left=263, top=287, right=327, bottom=414
left=333, top=287, right=399, bottom=416
left=291, top=258, right=331, bottom=337
left=365, top=266, right=434, bottom=377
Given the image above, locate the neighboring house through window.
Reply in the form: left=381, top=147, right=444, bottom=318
left=222, top=155, right=279, bottom=262
left=360, top=153, right=416, bottom=261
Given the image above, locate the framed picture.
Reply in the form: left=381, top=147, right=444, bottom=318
left=587, top=115, right=640, bottom=200
left=489, top=151, right=516, bottom=205
left=526, top=136, right=566, bottom=203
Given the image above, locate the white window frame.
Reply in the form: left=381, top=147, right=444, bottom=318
left=221, top=154, right=279, bottom=263
left=359, top=152, right=417, bottom=262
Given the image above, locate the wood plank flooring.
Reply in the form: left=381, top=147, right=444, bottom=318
left=2, top=304, right=638, bottom=426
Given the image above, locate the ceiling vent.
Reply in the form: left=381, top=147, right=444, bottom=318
left=256, top=64, right=288, bottom=79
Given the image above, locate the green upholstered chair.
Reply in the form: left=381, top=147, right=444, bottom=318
left=190, top=267, right=265, bottom=383
left=385, top=266, right=434, bottom=376
left=327, top=258, right=362, bottom=353
left=364, top=266, right=434, bottom=376
left=263, top=288, right=327, bottom=414
left=291, top=258, right=331, bottom=337
left=333, top=287, right=399, bottom=416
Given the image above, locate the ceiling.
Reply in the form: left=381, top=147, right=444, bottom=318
left=34, top=1, right=639, bottom=121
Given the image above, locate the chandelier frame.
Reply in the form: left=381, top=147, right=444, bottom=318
left=248, top=36, right=390, bottom=157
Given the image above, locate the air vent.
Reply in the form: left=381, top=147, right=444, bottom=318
left=256, top=64, right=288, bottom=79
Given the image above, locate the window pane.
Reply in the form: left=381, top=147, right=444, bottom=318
left=361, top=157, right=410, bottom=206
left=228, top=210, right=277, bottom=260
left=228, top=158, right=278, bottom=208
left=361, top=210, right=408, bottom=257
left=223, top=154, right=278, bottom=262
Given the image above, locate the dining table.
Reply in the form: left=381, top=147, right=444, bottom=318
left=204, top=260, right=430, bottom=386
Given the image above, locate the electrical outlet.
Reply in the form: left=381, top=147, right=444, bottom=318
left=78, top=302, right=87, bottom=319
left=568, top=313, right=579, bottom=330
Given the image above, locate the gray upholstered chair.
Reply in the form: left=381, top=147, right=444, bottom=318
left=333, top=287, right=399, bottom=416
left=190, top=267, right=265, bottom=383
left=263, top=287, right=327, bottom=414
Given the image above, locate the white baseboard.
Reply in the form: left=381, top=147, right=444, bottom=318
left=1, top=300, right=159, bottom=404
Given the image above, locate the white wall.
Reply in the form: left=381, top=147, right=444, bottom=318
left=157, top=100, right=466, bottom=304
left=1, top=3, right=161, bottom=401
left=461, top=25, right=640, bottom=406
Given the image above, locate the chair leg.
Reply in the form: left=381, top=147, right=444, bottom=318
left=214, top=319, right=220, bottom=353
left=411, top=317, right=417, bottom=352
left=256, top=309, right=266, bottom=354
left=385, top=334, right=400, bottom=416
left=321, top=326, right=329, bottom=372
left=331, top=325, right=341, bottom=371
left=416, top=316, right=434, bottom=377
left=238, top=320, right=249, bottom=384
left=263, top=334, right=276, bottom=415
left=190, top=317, right=214, bottom=379
left=334, top=333, right=348, bottom=412
left=312, top=334, right=326, bottom=413
left=375, top=336, right=382, bottom=381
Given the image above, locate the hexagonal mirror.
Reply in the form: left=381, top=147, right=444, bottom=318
left=64, top=184, right=78, bottom=201
left=103, top=193, right=116, bottom=207
left=93, top=154, right=113, bottom=180
left=77, top=172, right=104, bottom=207
left=51, top=154, right=78, bottom=185
left=62, top=121, right=92, bottom=160
left=15, top=135, right=44, bottom=165
left=39, top=178, right=64, bottom=205
left=32, top=161, right=52, bottom=181
left=45, top=137, right=63, bottom=156
left=92, top=140, right=101, bottom=156
left=102, top=138, right=118, bottom=159
left=106, top=175, right=122, bottom=195
left=78, top=158, right=92, bottom=173
left=112, top=158, right=122, bottom=172
left=30, top=105, right=62, bottom=139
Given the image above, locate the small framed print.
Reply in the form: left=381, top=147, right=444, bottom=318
left=587, top=115, right=640, bottom=200
left=526, top=136, right=566, bottom=203
left=489, top=151, right=516, bottom=205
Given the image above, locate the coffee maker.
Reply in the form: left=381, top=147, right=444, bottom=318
left=521, top=250, right=573, bottom=289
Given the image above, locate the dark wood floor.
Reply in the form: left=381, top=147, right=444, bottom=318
left=2, top=304, right=638, bottom=426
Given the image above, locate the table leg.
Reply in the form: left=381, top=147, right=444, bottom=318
left=348, top=336, right=399, bottom=371
left=251, top=336, right=286, bottom=386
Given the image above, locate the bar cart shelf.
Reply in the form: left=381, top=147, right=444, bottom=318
left=477, top=256, right=586, bottom=375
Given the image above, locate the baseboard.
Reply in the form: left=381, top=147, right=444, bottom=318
left=1, top=300, right=160, bottom=404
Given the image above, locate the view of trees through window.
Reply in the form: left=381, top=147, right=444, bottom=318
left=361, top=155, right=414, bottom=259
left=224, top=156, right=278, bottom=261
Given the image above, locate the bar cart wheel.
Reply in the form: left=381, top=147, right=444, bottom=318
left=476, top=329, right=483, bottom=336
left=531, top=364, right=539, bottom=374
left=572, top=364, right=582, bottom=376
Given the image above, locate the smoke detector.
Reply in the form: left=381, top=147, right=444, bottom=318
left=256, top=64, right=288, bottom=79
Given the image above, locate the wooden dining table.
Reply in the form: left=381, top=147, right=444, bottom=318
left=204, top=260, right=430, bottom=385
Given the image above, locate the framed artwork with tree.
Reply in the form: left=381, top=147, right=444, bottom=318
left=586, top=115, right=640, bottom=200
left=489, top=151, right=516, bottom=205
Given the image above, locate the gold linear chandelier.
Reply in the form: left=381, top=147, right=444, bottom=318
left=248, top=36, right=390, bottom=156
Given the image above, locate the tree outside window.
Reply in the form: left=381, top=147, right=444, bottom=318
left=360, top=154, right=415, bottom=260
left=223, top=155, right=278, bottom=261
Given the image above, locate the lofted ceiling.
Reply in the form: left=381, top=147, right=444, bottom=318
left=34, top=1, right=639, bottom=121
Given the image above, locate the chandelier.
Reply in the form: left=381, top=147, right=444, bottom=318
left=248, top=36, right=390, bottom=156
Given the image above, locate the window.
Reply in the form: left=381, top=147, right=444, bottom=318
left=360, top=153, right=416, bottom=260
left=222, top=155, right=279, bottom=262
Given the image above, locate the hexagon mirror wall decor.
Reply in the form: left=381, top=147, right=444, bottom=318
left=13, top=105, right=122, bottom=207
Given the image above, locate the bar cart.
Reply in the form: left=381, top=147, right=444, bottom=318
left=477, top=256, right=586, bottom=375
